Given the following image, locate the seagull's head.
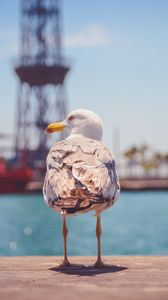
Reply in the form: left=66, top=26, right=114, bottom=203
left=45, top=109, right=103, bottom=141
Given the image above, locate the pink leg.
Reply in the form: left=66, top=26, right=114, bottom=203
left=94, top=215, right=105, bottom=267
left=60, top=214, right=71, bottom=267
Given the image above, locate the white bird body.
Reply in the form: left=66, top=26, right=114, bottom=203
left=43, top=109, right=120, bottom=267
left=43, top=109, right=120, bottom=216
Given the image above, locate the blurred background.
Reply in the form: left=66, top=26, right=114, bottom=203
left=0, top=0, right=168, bottom=256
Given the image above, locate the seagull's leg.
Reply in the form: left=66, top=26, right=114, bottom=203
left=94, top=214, right=105, bottom=267
left=60, top=213, right=71, bottom=267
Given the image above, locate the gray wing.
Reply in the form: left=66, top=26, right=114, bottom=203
left=43, top=137, right=120, bottom=213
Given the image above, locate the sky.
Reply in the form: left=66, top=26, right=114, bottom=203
left=0, top=0, right=168, bottom=157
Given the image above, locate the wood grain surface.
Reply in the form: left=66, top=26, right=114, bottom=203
left=0, top=256, right=168, bottom=300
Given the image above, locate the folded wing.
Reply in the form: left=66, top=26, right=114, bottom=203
left=43, top=137, right=120, bottom=213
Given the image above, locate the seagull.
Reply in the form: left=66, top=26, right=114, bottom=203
left=43, top=109, right=120, bottom=267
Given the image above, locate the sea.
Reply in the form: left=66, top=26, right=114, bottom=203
left=0, top=191, right=168, bottom=256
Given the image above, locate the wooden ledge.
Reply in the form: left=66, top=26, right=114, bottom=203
left=0, top=256, right=168, bottom=300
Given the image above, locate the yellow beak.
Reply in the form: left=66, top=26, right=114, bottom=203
left=45, top=121, right=66, bottom=133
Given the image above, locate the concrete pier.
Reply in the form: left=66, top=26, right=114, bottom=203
left=0, top=256, right=168, bottom=300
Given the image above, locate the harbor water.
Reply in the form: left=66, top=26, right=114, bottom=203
left=0, top=191, right=168, bottom=256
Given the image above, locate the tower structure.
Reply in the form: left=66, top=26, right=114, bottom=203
left=15, top=0, right=69, bottom=164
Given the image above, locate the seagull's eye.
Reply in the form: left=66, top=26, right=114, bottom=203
left=68, top=115, right=75, bottom=121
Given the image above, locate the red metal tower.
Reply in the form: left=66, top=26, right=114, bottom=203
left=15, top=0, right=69, bottom=164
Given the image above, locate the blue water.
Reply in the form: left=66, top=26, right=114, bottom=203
left=0, top=191, right=168, bottom=256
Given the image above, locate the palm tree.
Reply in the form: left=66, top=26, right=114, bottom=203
left=123, top=146, right=139, bottom=177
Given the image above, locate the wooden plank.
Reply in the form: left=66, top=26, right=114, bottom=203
left=0, top=256, right=168, bottom=300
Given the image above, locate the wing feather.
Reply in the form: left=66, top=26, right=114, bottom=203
left=43, top=137, right=120, bottom=213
